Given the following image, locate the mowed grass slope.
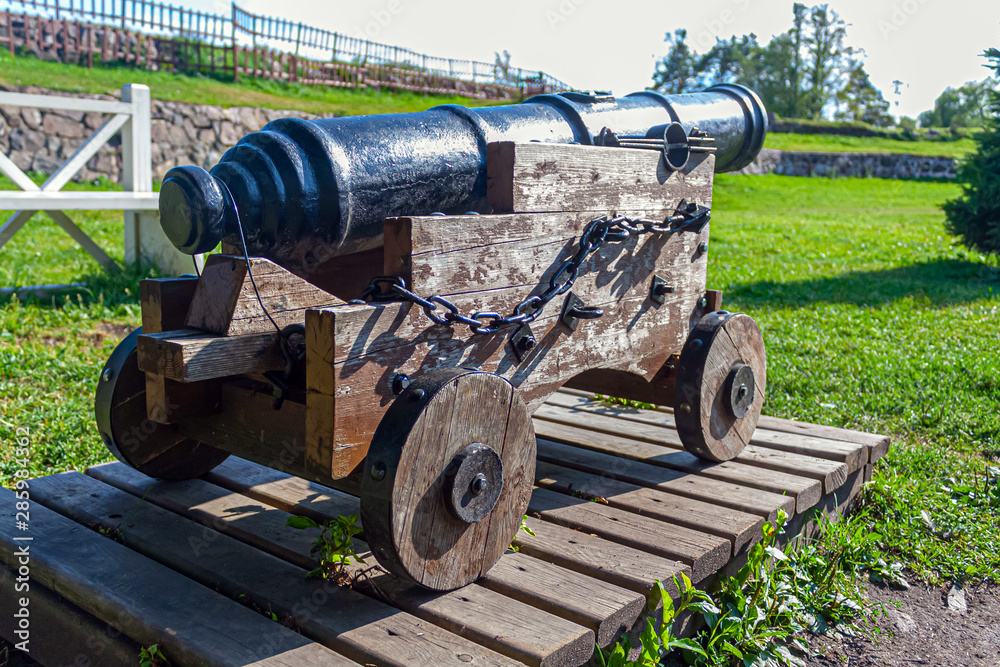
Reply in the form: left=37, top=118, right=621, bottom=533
left=0, top=50, right=503, bottom=116
left=763, top=131, right=977, bottom=158
left=1, top=174, right=997, bottom=581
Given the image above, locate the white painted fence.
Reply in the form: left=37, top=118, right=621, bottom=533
left=0, top=83, right=199, bottom=277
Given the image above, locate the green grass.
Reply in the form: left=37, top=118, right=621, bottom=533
left=711, top=174, right=1000, bottom=584
left=763, top=132, right=977, bottom=157
left=1, top=173, right=998, bottom=587
left=0, top=50, right=502, bottom=116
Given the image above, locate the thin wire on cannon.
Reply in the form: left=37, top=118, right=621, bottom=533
left=357, top=208, right=709, bottom=335
left=216, top=179, right=281, bottom=334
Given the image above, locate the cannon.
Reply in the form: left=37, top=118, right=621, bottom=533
left=96, top=85, right=769, bottom=591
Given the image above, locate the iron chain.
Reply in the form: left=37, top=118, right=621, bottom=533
left=357, top=206, right=709, bottom=334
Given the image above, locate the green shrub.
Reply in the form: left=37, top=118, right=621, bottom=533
left=944, top=48, right=1000, bottom=255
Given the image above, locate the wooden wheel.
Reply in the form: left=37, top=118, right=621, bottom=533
left=95, top=328, right=230, bottom=480
left=674, top=311, right=766, bottom=462
left=360, top=367, right=536, bottom=591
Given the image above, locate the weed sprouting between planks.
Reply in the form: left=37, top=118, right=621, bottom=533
left=285, top=513, right=366, bottom=583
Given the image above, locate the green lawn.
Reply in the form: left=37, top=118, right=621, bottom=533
left=764, top=131, right=977, bottom=158
left=1, top=173, right=997, bottom=584
left=0, top=50, right=503, bottom=116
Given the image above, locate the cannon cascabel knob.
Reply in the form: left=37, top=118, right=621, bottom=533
left=160, top=165, right=228, bottom=255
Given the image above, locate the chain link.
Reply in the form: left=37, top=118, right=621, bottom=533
left=356, top=204, right=710, bottom=334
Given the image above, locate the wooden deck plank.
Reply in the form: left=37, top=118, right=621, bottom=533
left=528, top=488, right=730, bottom=583
left=206, top=458, right=643, bottom=651
left=553, top=389, right=888, bottom=462
left=537, top=399, right=857, bottom=487
left=87, top=462, right=595, bottom=667
left=535, top=424, right=822, bottom=513
left=755, top=415, right=891, bottom=461
left=0, top=487, right=358, bottom=667
left=482, top=552, right=645, bottom=647
left=534, top=437, right=796, bottom=520
left=536, top=407, right=848, bottom=493
left=30, top=471, right=521, bottom=667
left=215, top=455, right=694, bottom=602
left=0, top=562, right=142, bottom=667
left=534, top=460, right=763, bottom=555
left=512, top=517, right=689, bottom=598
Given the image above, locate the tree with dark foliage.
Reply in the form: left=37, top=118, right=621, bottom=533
left=944, top=49, right=1000, bottom=255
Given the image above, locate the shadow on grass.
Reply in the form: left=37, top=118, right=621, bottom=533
left=729, top=258, right=1000, bottom=308
left=0, top=263, right=156, bottom=310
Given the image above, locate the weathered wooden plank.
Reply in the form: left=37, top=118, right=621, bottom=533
left=486, top=142, right=714, bottom=214
left=0, top=563, right=141, bottom=667
left=88, top=462, right=595, bottom=667
left=512, top=516, right=689, bottom=598
left=535, top=403, right=850, bottom=493
left=0, top=487, right=358, bottom=667
left=533, top=437, right=795, bottom=521
left=482, top=552, right=644, bottom=647
left=535, top=421, right=822, bottom=512
left=30, top=471, right=520, bottom=667
left=136, top=328, right=283, bottom=382
left=145, top=372, right=221, bottom=424
left=208, top=456, right=637, bottom=651
left=528, top=488, right=730, bottom=583
left=204, top=456, right=361, bottom=520
left=185, top=255, right=344, bottom=336
left=534, top=460, right=762, bottom=555
left=545, top=391, right=867, bottom=472
left=140, top=275, right=199, bottom=333
left=755, top=414, right=891, bottom=462
left=384, top=210, right=707, bottom=304
left=210, top=457, right=688, bottom=600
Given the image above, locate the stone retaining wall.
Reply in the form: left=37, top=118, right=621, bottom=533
left=0, top=86, right=959, bottom=185
left=738, top=148, right=956, bottom=180
left=0, top=84, right=322, bottom=184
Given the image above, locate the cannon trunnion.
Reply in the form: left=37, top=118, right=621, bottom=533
left=97, top=88, right=768, bottom=591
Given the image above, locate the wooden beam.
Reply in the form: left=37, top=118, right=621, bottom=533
left=136, top=329, right=283, bottom=382
left=185, top=254, right=345, bottom=336
left=487, top=142, right=714, bottom=213
left=140, top=276, right=200, bottom=333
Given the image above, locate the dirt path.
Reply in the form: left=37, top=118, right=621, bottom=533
left=809, top=582, right=1000, bottom=666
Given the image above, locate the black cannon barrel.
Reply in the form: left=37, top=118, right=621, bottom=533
left=159, top=84, right=766, bottom=271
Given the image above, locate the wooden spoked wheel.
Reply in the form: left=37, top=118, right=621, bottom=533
left=95, top=328, right=230, bottom=480
left=674, top=311, right=766, bottom=462
left=360, top=367, right=536, bottom=591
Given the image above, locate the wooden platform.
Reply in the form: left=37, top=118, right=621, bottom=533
left=0, top=389, right=890, bottom=667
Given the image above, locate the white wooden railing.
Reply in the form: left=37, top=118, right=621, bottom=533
left=0, top=83, right=197, bottom=278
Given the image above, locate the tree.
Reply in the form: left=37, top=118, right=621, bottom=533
left=801, top=4, right=852, bottom=117
left=919, top=79, right=995, bottom=128
left=835, top=61, right=892, bottom=126
left=649, top=4, right=887, bottom=123
left=943, top=48, right=1000, bottom=255
left=651, top=30, right=708, bottom=94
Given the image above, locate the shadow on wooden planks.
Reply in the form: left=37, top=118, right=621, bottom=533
left=0, top=389, right=889, bottom=667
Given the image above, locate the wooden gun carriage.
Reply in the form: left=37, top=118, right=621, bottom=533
left=96, top=89, right=769, bottom=591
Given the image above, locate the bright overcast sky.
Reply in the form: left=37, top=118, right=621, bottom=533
left=196, top=0, right=1000, bottom=119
